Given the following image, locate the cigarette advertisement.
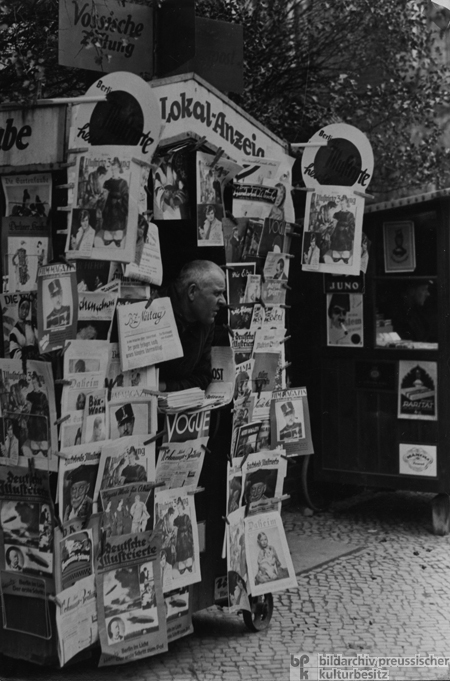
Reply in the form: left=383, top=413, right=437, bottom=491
left=270, top=388, right=314, bottom=457
left=245, top=511, right=297, bottom=597
left=398, top=361, right=437, bottom=421
left=117, top=298, right=183, bottom=372
left=154, top=487, right=201, bottom=591
left=155, top=437, right=208, bottom=490
left=37, top=262, right=78, bottom=353
left=2, top=216, right=49, bottom=294
left=96, top=532, right=168, bottom=665
left=0, top=358, right=58, bottom=471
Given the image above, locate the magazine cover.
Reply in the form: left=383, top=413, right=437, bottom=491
left=56, top=574, right=98, bottom=666
left=154, top=487, right=201, bottom=590
left=96, top=532, right=168, bottom=665
left=241, top=449, right=287, bottom=515
left=153, top=150, right=190, bottom=220
left=1, top=571, right=51, bottom=639
left=232, top=421, right=262, bottom=460
left=67, top=149, right=140, bottom=263
left=251, top=304, right=285, bottom=331
left=226, top=507, right=251, bottom=614
left=124, top=220, right=163, bottom=286
left=77, top=290, right=117, bottom=341
left=37, top=262, right=78, bottom=353
left=244, top=274, right=261, bottom=304
left=253, top=328, right=286, bottom=355
left=241, top=219, right=264, bottom=262
left=326, top=293, right=363, bottom=347
left=245, top=511, right=297, bottom=596
left=258, top=217, right=291, bottom=257
left=223, top=217, right=249, bottom=263
left=76, top=259, right=111, bottom=292
left=1, top=216, right=49, bottom=293
left=81, top=388, right=109, bottom=445
left=0, top=465, right=54, bottom=586
left=227, top=460, right=244, bottom=515
left=117, top=298, right=183, bottom=372
left=233, top=154, right=294, bottom=222
left=302, top=186, right=364, bottom=275
left=2, top=173, right=51, bottom=218
left=263, top=252, right=290, bottom=281
left=164, top=408, right=211, bottom=443
left=58, top=441, right=103, bottom=524
left=54, top=526, right=95, bottom=592
left=260, top=279, right=287, bottom=306
left=106, top=343, right=158, bottom=392
left=226, top=263, right=256, bottom=308
left=108, top=387, right=157, bottom=441
left=204, top=346, right=236, bottom=409
left=398, top=361, right=437, bottom=421
left=252, top=351, right=282, bottom=394
left=229, top=304, right=253, bottom=331
left=0, top=291, right=39, bottom=360
left=0, top=358, right=58, bottom=471
left=164, top=585, right=193, bottom=643
left=156, top=437, right=208, bottom=490
left=270, top=387, right=314, bottom=456
left=231, top=330, right=256, bottom=363
left=100, top=482, right=155, bottom=540
left=95, top=436, right=156, bottom=499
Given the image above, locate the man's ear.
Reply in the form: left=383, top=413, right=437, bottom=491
left=187, top=282, right=197, bottom=301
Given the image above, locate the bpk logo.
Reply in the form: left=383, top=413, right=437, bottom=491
left=290, top=653, right=318, bottom=681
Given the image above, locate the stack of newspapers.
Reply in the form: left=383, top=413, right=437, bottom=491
left=158, top=388, right=206, bottom=411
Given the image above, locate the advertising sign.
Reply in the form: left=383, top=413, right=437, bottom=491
left=0, top=107, right=65, bottom=167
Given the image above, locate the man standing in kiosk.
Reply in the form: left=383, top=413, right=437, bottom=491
left=159, top=260, right=226, bottom=392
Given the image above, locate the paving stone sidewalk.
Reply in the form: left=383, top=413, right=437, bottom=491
left=5, top=489, right=450, bottom=681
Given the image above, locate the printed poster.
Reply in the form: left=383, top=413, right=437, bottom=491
left=37, top=262, right=78, bottom=353
left=302, top=186, right=364, bottom=275
left=96, top=532, right=168, bottom=665
left=399, top=443, right=437, bottom=477
left=67, top=149, right=140, bottom=263
left=270, top=387, right=314, bottom=457
left=117, top=297, right=183, bottom=372
left=398, top=361, right=437, bottom=421
left=326, top=293, right=363, bottom=347
left=245, top=511, right=297, bottom=596
left=383, top=221, right=416, bottom=273
left=1, top=216, right=49, bottom=293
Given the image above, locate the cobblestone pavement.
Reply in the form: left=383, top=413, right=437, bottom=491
left=5, top=489, right=450, bottom=681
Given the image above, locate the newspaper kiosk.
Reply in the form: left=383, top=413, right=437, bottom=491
left=0, top=73, right=297, bottom=669
left=292, top=188, right=450, bottom=533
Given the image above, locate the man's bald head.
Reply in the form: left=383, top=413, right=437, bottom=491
left=175, top=260, right=226, bottom=325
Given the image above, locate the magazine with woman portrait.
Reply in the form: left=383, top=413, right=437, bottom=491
left=66, top=150, right=140, bottom=263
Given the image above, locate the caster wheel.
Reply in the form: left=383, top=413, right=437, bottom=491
left=243, top=593, right=273, bottom=632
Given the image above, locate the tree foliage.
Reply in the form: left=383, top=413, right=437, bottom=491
left=1, top=0, right=450, bottom=194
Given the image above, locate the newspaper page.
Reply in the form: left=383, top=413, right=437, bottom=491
left=117, top=297, right=183, bottom=372
left=58, top=441, right=102, bottom=525
left=226, top=507, right=251, bottom=614
left=302, top=186, right=363, bottom=275
left=0, top=465, right=54, bottom=597
left=245, top=511, right=297, bottom=596
left=398, top=360, right=437, bottom=421
left=96, top=532, right=168, bottom=665
left=164, top=409, right=211, bottom=443
left=55, top=574, right=98, bottom=666
left=270, top=388, right=314, bottom=456
left=37, top=262, right=78, bottom=353
left=124, top=220, right=163, bottom=286
left=154, top=487, right=201, bottom=590
left=0, top=358, right=58, bottom=472
left=95, top=436, right=156, bottom=500
left=107, top=342, right=158, bottom=392
left=156, top=437, right=208, bottom=490
left=242, top=449, right=287, bottom=515
left=60, top=340, right=110, bottom=448
left=0, top=291, right=39, bottom=360
left=100, top=482, right=155, bottom=540
left=233, top=155, right=295, bottom=223
left=1, top=217, right=49, bottom=294
left=66, top=149, right=140, bottom=264
left=108, top=386, right=157, bottom=440
left=77, top=290, right=117, bottom=341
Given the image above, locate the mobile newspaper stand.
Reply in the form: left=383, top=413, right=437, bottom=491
left=0, top=72, right=300, bottom=670
left=292, top=121, right=450, bottom=534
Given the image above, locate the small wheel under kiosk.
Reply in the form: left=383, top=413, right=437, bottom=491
left=243, top=593, right=274, bottom=632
